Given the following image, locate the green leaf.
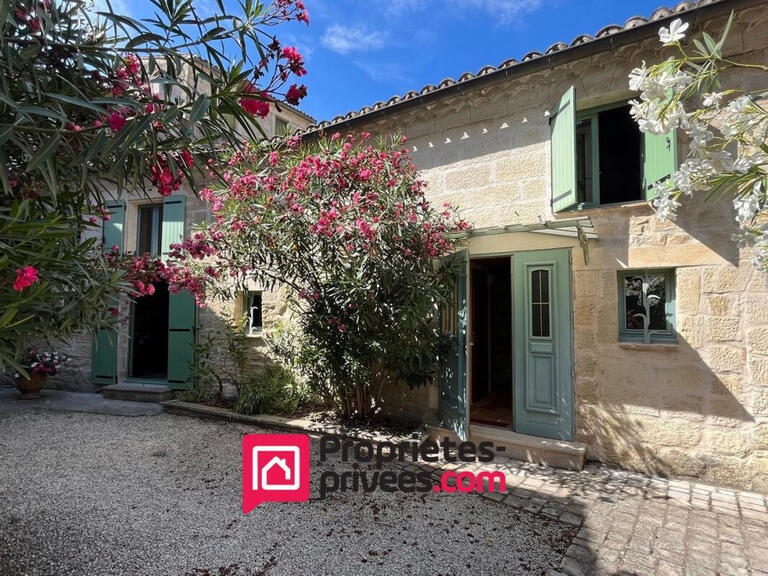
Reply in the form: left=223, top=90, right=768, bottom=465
left=0, top=148, right=10, bottom=194
left=44, top=93, right=107, bottom=115
left=27, top=134, right=61, bottom=171
left=0, top=124, right=12, bottom=147
left=717, top=11, right=734, bottom=51
left=187, top=95, right=210, bottom=125
left=125, top=31, right=166, bottom=49
left=17, top=106, right=67, bottom=122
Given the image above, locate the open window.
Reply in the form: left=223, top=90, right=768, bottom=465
left=137, top=204, right=163, bottom=257
left=551, top=86, right=677, bottom=211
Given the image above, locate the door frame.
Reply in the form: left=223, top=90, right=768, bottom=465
left=467, top=248, right=575, bottom=440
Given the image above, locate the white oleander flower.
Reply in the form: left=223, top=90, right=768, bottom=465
left=651, top=179, right=682, bottom=221
left=628, top=62, right=649, bottom=92
left=659, top=18, right=689, bottom=45
left=734, top=193, right=762, bottom=224
left=703, top=92, right=725, bottom=108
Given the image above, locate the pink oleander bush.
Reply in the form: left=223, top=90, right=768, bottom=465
left=164, top=133, right=471, bottom=418
left=1, top=0, right=309, bottom=373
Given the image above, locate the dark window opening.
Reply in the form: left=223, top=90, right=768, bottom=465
left=247, top=292, right=263, bottom=335
left=576, top=104, right=643, bottom=205
left=137, top=204, right=163, bottom=257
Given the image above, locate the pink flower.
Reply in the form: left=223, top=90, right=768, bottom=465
left=281, top=46, right=306, bottom=76
left=13, top=266, right=39, bottom=291
left=239, top=82, right=270, bottom=118
left=285, top=83, right=307, bottom=105
left=108, top=111, right=126, bottom=132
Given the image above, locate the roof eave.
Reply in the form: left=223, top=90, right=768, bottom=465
left=303, top=0, right=762, bottom=138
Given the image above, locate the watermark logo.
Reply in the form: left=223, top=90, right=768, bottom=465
left=242, top=433, right=310, bottom=513
left=242, top=434, right=507, bottom=512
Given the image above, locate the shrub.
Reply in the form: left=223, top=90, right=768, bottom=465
left=234, top=364, right=312, bottom=416
left=184, top=311, right=248, bottom=405
left=169, top=135, right=470, bottom=419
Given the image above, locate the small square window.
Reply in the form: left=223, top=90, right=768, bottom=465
left=246, top=291, right=263, bottom=336
left=275, top=117, right=290, bottom=135
left=618, top=269, right=676, bottom=343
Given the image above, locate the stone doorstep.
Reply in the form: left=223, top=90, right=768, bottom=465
left=427, top=423, right=586, bottom=471
left=102, top=383, right=175, bottom=403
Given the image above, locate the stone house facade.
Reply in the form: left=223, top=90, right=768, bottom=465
left=40, top=0, right=768, bottom=492
left=292, top=0, right=767, bottom=491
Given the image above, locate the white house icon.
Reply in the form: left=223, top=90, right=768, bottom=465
left=252, top=446, right=301, bottom=491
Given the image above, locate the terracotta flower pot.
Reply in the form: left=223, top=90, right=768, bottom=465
left=16, top=371, right=47, bottom=399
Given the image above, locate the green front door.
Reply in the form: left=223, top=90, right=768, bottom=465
left=513, top=248, right=573, bottom=441
left=438, top=249, right=469, bottom=441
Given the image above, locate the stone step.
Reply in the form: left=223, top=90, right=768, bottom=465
left=102, top=383, right=175, bottom=403
left=426, top=424, right=586, bottom=471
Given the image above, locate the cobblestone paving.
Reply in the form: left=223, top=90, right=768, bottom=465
left=406, top=457, right=768, bottom=576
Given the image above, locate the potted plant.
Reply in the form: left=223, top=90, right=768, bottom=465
left=14, top=348, right=67, bottom=399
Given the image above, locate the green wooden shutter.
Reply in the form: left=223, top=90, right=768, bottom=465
left=551, top=86, right=577, bottom=212
left=643, top=129, right=677, bottom=201
left=162, top=194, right=195, bottom=388
left=161, top=195, right=185, bottom=258
left=102, top=202, right=125, bottom=251
left=167, top=290, right=196, bottom=389
left=91, top=202, right=124, bottom=386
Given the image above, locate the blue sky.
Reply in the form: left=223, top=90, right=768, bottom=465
left=126, top=0, right=671, bottom=122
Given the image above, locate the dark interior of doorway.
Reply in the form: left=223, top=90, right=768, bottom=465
left=470, top=257, right=513, bottom=428
left=130, top=281, right=169, bottom=379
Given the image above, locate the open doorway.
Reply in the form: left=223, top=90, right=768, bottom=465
left=130, top=281, right=169, bottom=379
left=470, top=257, right=513, bottom=428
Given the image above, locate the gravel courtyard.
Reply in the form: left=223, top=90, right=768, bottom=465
left=0, top=408, right=573, bottom=576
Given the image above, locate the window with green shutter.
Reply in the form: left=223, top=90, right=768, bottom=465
left=551, top=87, right=677, bottom=211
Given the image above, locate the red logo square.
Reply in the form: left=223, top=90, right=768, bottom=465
left=242, top=433, right=310, bottom=513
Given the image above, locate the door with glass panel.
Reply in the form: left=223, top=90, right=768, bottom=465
left=513, top=249, right=573, bottom=440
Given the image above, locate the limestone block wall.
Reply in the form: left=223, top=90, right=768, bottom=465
left=338, top=4, right=768, bottom=490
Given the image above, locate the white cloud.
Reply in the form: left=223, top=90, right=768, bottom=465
left=467, top=0, right=543, bottom=23
left=353, top=60, right=413, bottom=84
left=321, top=24, right=388, bottom=55
left=375, top=0, right=544, bottom=23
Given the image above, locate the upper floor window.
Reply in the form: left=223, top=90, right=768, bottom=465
left=275, top=116, right=290, bottom=135
left=137, top=204, right=163, bottom=257
left=551, top=86, right=677, bottom=212
left=618, top=269, right=676, bottom=344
